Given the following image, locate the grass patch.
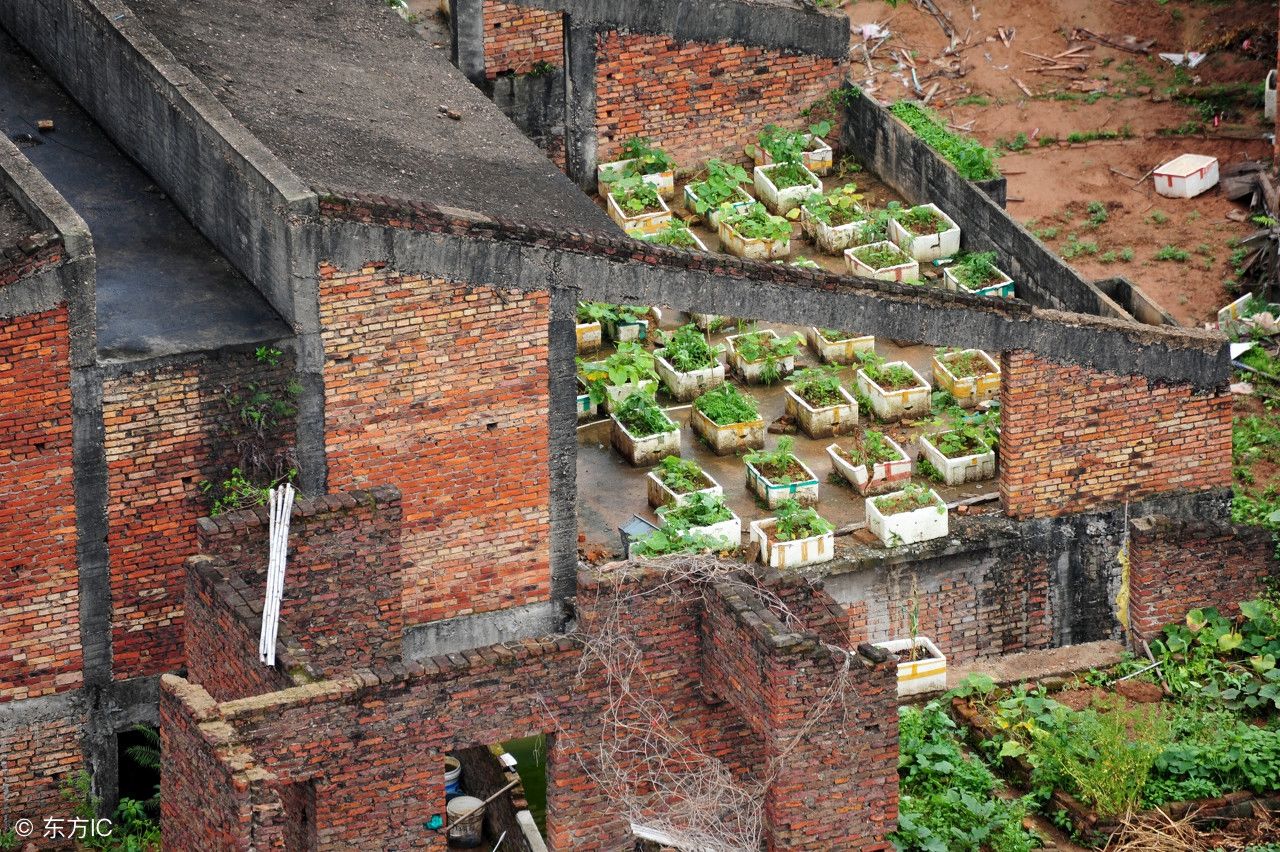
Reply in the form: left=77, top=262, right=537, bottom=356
left=889, top=101, right=1000, bottom=181
left=1154, top=245, right=1190, bottom=262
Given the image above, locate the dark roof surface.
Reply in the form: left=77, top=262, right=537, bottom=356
left=0, top=184, right=34, bottom=249
left=122, top=0, right=611, bottom=229
left=0, top=28, right=289, bottom=360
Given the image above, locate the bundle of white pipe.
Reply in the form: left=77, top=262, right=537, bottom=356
left=258, top=483, right=295, bottom=666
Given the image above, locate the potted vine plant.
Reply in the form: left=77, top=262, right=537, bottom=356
left=754, top=159, right=823, bottom=216
left=784, top=366, right=859, bottom=439
left=718, top=202, right=791, bottom=260
left=577, top=341, right=659, bottom=413
left=844, top=240, right=920, bottom=283
left=690, top=312, right=730, bottom=333
left=637, top=219, right=708, bottom=252
left=598, top=303, right=650, bottom=343
left=798, top=183, right=865, bottom=253
left=806, top=327, right=875, bottom=365
left=575, top=302, right=609, bottom=353
left=844, top=203, right=902, bottom=250
left=610, top=391, right=681, bottom=467
left=825, top=429, right=912, bottom=496
left=691, top=383, right=765, bottom=455
left=683, top=159, right=754, bottom=229
left=931, top=348, right=1001, bottom=409
left=743, top=437, right=820, bottom=508
left=655, top=492, right=741, bottom=550
left=654, top=324, right=726, bottom=402
left=748, top=498, right=835, bottom=569
left=943, top=251, right=1014, bottom=298
left=752, top=121, right=834, bottom=176
left=865, top=482, right=948, bottom=547
left=606, top=173, right=673, bottom=235
left=919, top=410, right=999, bottom=486
left=645, top=455, right=723, bottom=509
left=597, top=137, right=676, bottom=199
left=854, top=351, right=931, bottom=422
left=888, top=203, right=961, bottom=262
left=724, top=329, right=800, bottom=384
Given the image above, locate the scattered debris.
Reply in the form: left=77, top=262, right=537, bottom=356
left=1158, top=52, right=1207, bottom=68
left=35, top=119, right=54, bottom=132
left=856, top=23, right=890, bottom=41
left=1070, top=28, right=1154, bottom=55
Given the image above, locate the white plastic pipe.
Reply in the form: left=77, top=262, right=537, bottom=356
left=259, top=483, right=295, bottom=665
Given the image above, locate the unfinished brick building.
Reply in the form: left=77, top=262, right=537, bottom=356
left=0, top=0, right=1275, bottom=848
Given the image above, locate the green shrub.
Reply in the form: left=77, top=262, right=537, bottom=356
left=889, top=102, right=999, bottom=181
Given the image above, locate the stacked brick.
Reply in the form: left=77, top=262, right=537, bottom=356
left=195, top=487, right=404, bottom=678
left=0, top=306, right=80, bottom=702
left=163, top=562, right=897, bottom=850
left=318, top=262, right=551, bottom=627
left=1128, top=516, right=1280, bottom=641
left=999, top=350, right=1233, bottom=518
left=0, top=705, right=89, bottom=826
left=594, top=31, right=843, bottom=166
left=0, top=231, right=63, bottom=289
left=102, top=350, right=296, bottom=680
left=483, top=0, right=563, bottom=79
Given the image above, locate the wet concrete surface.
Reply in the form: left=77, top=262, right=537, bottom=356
left=576, top=314, right=998, bottom=560
left=0, top=28, right=289, bottom=361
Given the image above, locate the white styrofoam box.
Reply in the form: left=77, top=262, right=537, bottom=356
left=575, top=321, right=602, bottom=353
left=606, top=191, right=672, bottom=235
left=717, top=219, right=791, bottom=261
left=599, top=379, right=659, bottom=413
left=753, top=163, right=822, bottom=215
left=888, top=203, right=961, bottom=262
left=725, top=330, right=796, bottom=383
left=918, top=432, right=996, bottom=485
left=602, top=316, right=648, bottom=343
left=872, top=637, right=947, bottom=696
left=784, top=385, right=858, bottom=439
left=745, top=457, right=820, bottom=508
left=1153, top=154, right=1219, bottom=199
left=683, top=183, right=753, bottom=229
left=855, top=362, right=931, bottom=422
left=807, top=327, right=876, bottom=365
left=942, top=263, right=1014, bottom=299
left=610, top=414, right=681, bottom=467
left=865, top=487, right=948, bottom=546
left=931, top=349, right=1001, bottom=409
left=645, top=466, right=723, bottom=509
left=749, top=518, right=834, bottom=569
left=690, top=406, right=765, bottom=456
left=844, top=241, right=920, bottom=283
left=654, top=349, right=725, bottom=402
left=657, top=505, right=742, bottom=549
left=826, top=437, right=912, bottom=496
left=753, top=133, right=834, bottom=176
left=597, top=158, right=675, bottom=199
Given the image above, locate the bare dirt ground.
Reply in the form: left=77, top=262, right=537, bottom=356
left=838, top=0, right=1275, bottom=325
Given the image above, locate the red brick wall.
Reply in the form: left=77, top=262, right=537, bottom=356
left=999, top=350, right=1233, bottom=518
left=165, top=566, right=893, bottom=850
left=594, top=31, right=844, bottom=165
left=483, top=0, right=563, bottom=79
left=0, top=233, right=63, bottom=289
left=195, top=487, right=404, bottom=678
left=318, top=262, right=551, bottom=627
left=1128, top=516, right=1280, bottom=642
left=0, top=306, right=80, bottom=702
left=0, top=705, right=88, bottom=825
left=102, top=352, right=295, bottom=680
left=843, top=553, right=1054, bottom=665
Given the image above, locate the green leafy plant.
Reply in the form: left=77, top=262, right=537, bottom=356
left=940, top=350, right=990, bottom=379
left=757, top=121, right=830, bottom=165
left=896, top=205, right=949, bottom=236
left=745, top=437, right=810, bottom=485
left=694, top=383, right=760, bottom=426
left=950, top=251, right=1003, bottom=290
left=614, top=391, right=676, bottom=438
left=799, top=182, right=864, bottom=226
left=660, top=491, right=733, bottom=531
left=849, top=242, right=911, bottom=271
left=1154, top=244, right=1190, bottom=262
left=658, top=324, right=721, bottom=373
left=931, top=410, right=999, bottom=458
left=619, top=137, right=674, bottom=175
left=654, top=455, right=709, bottom=494
left=632, top=527, right=733, bottom=557
left=833, top=429, right=902, bottom=466
left=608, top=174, right=663, bottom=215
left=732, top=330, right=801, bottom=384
left=762, top=161, right=815, bottom=191
left=1062, top=235, right=1098, bottom=259
left=787, top=365, right=845, bottom=407
left=577, top=341, right=657, bottom=404
left=1085, top=200, right=1108, bottom=227
left=857, top=350, right=920, bottom=391
left=576, top=302, right=615, bottom=324
left=875, top=483, right=941, bottom=516
left=721, top=203, right=791, bottom=243
left=686, top=159, right=751, bottom=215
left=643, top=219, right=700, bottom=248
left=888, top=101, right=999, bottom=181
left=772, top=498, right=832, bottom=541
left=61, top=771, right=161, bottom=851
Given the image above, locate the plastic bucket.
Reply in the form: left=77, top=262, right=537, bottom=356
left=444, top=756, right=462, bottom=795
left=446, top=796, right=485, bottom=847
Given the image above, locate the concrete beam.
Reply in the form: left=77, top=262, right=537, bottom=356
left=563, top=18, right=598, bottom=190
left=449, top=0, right=487, bottom=88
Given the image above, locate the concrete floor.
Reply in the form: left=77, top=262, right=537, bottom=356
left=0, top=28, right=289, bottom=361
left=576, top=315, right=998, bottom=559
